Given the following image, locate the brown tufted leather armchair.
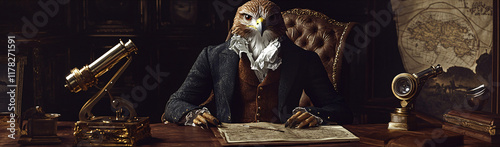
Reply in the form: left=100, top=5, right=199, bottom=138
left=282, top=8, right=355, bottom=107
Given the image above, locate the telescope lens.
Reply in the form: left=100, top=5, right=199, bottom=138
left=394, top=77, right=412, bottom=96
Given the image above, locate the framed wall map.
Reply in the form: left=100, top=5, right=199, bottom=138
left=391, top=0, right=498, bottom=118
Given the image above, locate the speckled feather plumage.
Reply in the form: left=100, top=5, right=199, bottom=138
left=230, top=0, right=286, bottom=41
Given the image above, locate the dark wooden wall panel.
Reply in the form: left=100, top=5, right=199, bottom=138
left=0, top=0, right=420, bottom=124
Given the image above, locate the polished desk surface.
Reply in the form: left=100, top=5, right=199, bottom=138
left=0, top=121, right=494, bottom=146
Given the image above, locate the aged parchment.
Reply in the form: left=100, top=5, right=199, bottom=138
left=391, top=0, right=493, bottom=73
left=217, top=122, right=359, bottom=143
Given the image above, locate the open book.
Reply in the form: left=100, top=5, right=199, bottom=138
left=217, top=122, right=359, bottom=143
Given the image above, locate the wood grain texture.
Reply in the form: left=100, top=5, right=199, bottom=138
left=0, top=121, right=493, bottom=146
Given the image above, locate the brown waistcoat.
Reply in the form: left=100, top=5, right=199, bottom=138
left=231, top=54, right=281, bottom=123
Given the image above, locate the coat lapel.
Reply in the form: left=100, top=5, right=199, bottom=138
left=278, top=39, right=301, bottom=111
left=219, top=47, right=239, bottom=120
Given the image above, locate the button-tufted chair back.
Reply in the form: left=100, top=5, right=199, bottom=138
left=282, top=8, right=355, bottom=107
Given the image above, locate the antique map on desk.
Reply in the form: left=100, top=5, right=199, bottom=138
left=217, top=122, right=359, bottom=143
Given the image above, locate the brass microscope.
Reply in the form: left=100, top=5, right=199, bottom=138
left=65, top=39, right=151, bottom=146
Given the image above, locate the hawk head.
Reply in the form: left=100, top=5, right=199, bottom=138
left=229, top=0, right=286, bottom=53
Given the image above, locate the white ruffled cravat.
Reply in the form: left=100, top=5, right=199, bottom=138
left=229, top=35, right=282, bottom=82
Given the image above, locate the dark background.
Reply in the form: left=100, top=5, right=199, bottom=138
left=0, top=0, right=415, bottom=124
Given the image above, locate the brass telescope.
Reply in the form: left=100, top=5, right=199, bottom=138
left=65, top=39, right=137, bottom=93
left=65, top=39, right=151, bottom=146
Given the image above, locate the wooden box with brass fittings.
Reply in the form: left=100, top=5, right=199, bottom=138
left=74, top=117, right=151, bottom=146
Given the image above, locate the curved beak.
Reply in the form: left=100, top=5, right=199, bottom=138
left=256, top=17, right=266, bottom=36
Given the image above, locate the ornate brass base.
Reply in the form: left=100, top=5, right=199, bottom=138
left=388, top=108, right=416, bottom=131
left=74, top=117, right=151, bottom=146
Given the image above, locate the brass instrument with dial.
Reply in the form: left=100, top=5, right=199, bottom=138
left=388, top=64, right=443, bottom=130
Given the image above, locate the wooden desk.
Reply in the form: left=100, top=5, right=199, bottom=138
left=344, top=124, right=494, bottom=147
left=0, top=121, right=362, bottom=146
left=0, top=121, right=492, bottom=146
